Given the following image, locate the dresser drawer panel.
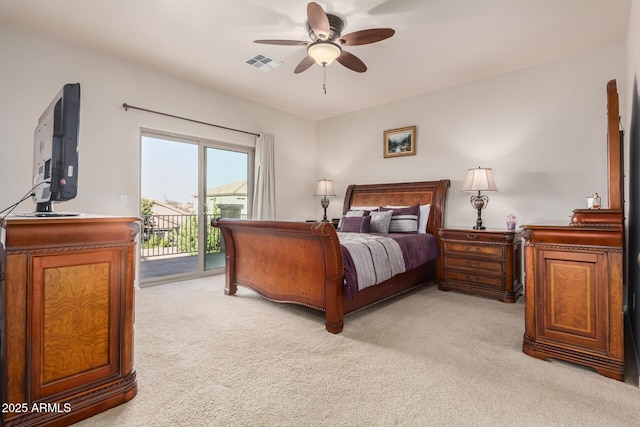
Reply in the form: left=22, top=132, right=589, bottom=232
left=445, top=271, right=504, bottom=288
left=444, top=242, right=505, bottom=258
left=444, top=256, right=505, bottom=274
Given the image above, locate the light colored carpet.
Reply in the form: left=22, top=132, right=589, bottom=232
left=76, top=276, right=640, bottom=426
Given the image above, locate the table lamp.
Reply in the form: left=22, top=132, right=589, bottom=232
left=461, top=167, right=498, bottom=230
left=314, top=179, right=336, bottom=222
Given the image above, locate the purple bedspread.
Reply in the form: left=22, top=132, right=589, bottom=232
left=341, top=233, right=440, bottom=301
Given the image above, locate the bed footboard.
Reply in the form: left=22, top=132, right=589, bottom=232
left=211, top=219, right=345, bottom=333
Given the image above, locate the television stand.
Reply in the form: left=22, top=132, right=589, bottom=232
left=0, top=215, right=140, bottom=425
left=14, top=211, right=82, bottom=217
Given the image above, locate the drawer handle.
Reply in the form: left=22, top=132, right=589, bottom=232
left=469, top=262, right=478, bottom=267
left=465, top=234, right=478, bottom=240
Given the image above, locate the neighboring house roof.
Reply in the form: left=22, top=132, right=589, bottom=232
left=145, top=200, right=193, bottom=232
left=151, top=200, right=192, bottom=215
left=205, top=180, right=247, bottom=198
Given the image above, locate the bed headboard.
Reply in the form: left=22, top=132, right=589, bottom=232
left=342, top=180, right=450, bottom=236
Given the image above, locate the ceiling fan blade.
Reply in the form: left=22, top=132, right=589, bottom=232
left=307, top=2, right=330, bottom=39
left=254, top=39, right=309, bottom=46
left=294, top=56, right=316, bottom=74
left=338, top=28, right=395, bottom=46
left=336, top=51, right=367, bottom=73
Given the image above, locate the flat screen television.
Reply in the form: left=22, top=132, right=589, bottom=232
left=28, top=83, right=81, bottom=216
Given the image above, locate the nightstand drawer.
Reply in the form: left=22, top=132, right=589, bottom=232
left=444, top=256, right=504, bottom=274
left=440, top=230, right=512, bottom=244
left=444, top=242, right=504, bottom=258
left=445, top=271, right=504, bottom=288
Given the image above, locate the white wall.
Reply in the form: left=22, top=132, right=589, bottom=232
left=316, top=45, right=626, bottom=229
left=0, top=24, right=317, bottom=220
left=0, top=23, right=627, bottom=230
left=628, top=0, right=640, bottom=122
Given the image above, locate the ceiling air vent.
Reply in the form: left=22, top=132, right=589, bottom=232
left=245, top=54, right=282, bottom=72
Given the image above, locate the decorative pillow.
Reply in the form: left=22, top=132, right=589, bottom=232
left=380, top=204, right=420, bottom=233
left=418, top=204, right=431, bottom=234
left=369, top=210, right=393, bottom=234
left=339, top=215, right=372, bottom=233
left=386, top=204, right=431, bottom=233
left=337, top=209, right=370, bottom=230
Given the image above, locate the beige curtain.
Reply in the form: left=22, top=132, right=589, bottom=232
left=252, top=133, right=276, bottom=219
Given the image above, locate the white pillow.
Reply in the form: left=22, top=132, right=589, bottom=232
left=351, top=206, right=378, bottom=211
left=345, top=209, right=368, bottom=217
left=418, top=204, right=431, bottom=234
left=386, top=204, right=431, bottom=234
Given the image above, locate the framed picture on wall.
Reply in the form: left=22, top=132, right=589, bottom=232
left=383, top=126, right=416, bottom=158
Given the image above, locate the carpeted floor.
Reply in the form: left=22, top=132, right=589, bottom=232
left=76, top=276, right=640, bottom=426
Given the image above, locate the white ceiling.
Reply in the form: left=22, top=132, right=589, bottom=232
left=0, top=0, right=632, bottom=121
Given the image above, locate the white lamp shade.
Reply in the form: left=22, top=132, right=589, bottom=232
left=461, top=167, right=498, bottom=192
left=307, top=41, right=342, bottom=65
left=315, top=179, right=336, bottom=197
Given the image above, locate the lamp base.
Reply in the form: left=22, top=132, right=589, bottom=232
left=470, top=193, right=488, bottom=231
left=321, top=197, right=329, bottom=222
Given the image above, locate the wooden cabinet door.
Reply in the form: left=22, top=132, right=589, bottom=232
left=29, top=249, right=122, bottom=400
left=535, top=249, right=608, bottom=353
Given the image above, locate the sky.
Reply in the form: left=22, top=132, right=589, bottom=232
left=141, top=135, right=248, bottom=205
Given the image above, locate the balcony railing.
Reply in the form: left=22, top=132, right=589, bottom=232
left=140, top=213, right=245, bottom=259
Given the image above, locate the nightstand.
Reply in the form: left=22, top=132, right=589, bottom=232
left=438, top=228, right=523, bottom=302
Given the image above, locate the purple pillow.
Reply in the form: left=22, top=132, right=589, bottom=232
left=337, top=209, right=370, bottom=230
left=339, top=215, right=372, bottom=233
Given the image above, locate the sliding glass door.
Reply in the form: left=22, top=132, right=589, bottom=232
left=202, top=146, right=250, bottom=271
left=140, top=132, right=253, bottom=285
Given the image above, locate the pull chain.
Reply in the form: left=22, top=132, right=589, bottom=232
left=322, top=63, right=327, bottom=95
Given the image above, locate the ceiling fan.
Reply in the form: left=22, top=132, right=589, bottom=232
left=254, top=2, right=395, bottom=75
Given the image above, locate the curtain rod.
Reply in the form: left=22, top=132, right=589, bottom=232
left=122, top=103, right=260, bottom=137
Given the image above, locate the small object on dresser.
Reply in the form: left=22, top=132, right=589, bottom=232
left=586, top=193, right=602, bottom=209
left=506, top=214, right=516, bottom=230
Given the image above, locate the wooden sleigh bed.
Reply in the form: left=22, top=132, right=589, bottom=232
left=211, top=180, right=450, bottom=333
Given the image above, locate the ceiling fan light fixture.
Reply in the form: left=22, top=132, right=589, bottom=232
left=307, top=41, right=342, bottom=66
left=255, top=3, right=394, bottom=75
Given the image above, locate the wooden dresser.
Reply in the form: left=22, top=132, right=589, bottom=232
left=520, top=222, right=624, bottom=380
left=0, top=215, right=139, bottom=426
left=521, top=80, right=625, bottom=381
left=438, top=228, right=522, bottom=303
